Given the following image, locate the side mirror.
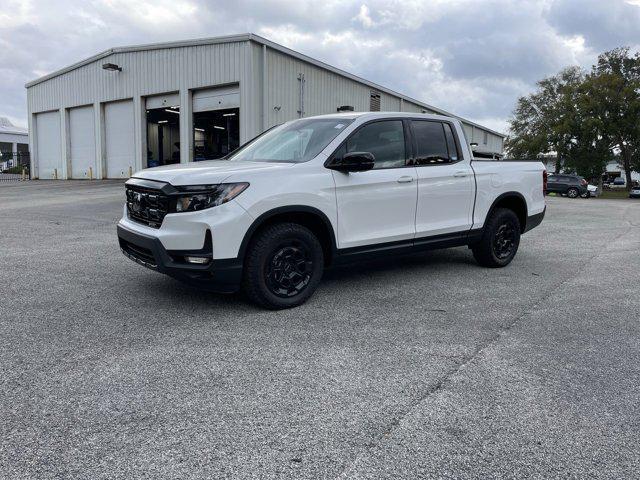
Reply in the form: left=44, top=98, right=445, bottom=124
left=327, top=152, right=375, bottom=173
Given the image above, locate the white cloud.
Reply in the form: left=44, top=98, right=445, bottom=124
left=353, top=5, right=375, bottom=28
left=1, top=0, right=639, bottom=133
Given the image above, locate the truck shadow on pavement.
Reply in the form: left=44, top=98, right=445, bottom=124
left=127, top=246, right=477, bottom=312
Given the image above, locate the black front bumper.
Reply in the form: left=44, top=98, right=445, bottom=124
left=117, top=224, right=243, bottom=293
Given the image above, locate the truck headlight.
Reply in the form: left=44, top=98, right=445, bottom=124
left=174, top=183, right=249, bottom=213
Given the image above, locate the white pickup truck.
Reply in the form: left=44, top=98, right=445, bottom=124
left=117, top=112, right=546, bottom=309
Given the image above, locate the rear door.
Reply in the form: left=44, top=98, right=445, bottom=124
left=331, top=119, right=418, bottom=249
left=556, top=175, right=572, bottom=193
left=412, top=120, right=475, bottom=238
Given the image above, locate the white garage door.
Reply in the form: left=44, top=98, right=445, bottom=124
left=193, top=85, right=239, bottom=112
left=35, top=111, right=61, bottom=179
left=69, top=106, right=96, bottom=179
left=104, top=100, right=135, bottom=178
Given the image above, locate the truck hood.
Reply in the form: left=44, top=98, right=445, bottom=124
left=133, top=160, right=294, bottom=185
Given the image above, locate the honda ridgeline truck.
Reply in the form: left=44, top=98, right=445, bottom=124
left=117, top=113, right=546, bottom=309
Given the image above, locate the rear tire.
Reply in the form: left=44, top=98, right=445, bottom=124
left=472, top=208, right=521, bottom=268
left=242, top=222, right=324, bottom=309
left=567, top=187, right=579, bottom=198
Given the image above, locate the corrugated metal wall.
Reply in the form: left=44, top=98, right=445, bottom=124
left=260, top=47, right=502, bottom=150
left=28, top=42, right=247, bottom=112
left=263, top=48, right=373, bottom=128
left=27, top=38, right=504, bottom=179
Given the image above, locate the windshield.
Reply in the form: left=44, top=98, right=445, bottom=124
left=227, top=118, right=353, bottom=163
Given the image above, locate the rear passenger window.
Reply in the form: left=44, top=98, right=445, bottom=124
left=444, top=124, right=459, bottom=161
left=346, top=120, right=406, bottom=169
left=412, top=121, right=454, bottom=165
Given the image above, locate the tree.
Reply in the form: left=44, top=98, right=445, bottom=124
left=563, top=79, right=615, bottom=184
left=506, top=67, right=584, bottom=173
left=581, top=48, right=640, bottom=189
left=508, top=48, right=640, bottom=188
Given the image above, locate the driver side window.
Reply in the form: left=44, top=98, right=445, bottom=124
left=345, top=120, right=406, bottom=169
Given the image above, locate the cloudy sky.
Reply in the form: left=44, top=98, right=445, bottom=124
left=2, top=0, right=640, bottom=133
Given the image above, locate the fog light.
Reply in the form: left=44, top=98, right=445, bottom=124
left=184, top=256, right=210, bottom=265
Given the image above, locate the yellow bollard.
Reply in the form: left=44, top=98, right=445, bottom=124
left=21, top=167, right=26, bottom=181
left=89, top=166, right=93, bottom=180
left=128, top=166, right=133, bottom=178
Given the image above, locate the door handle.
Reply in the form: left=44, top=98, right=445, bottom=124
left=453, top=171, right=468, bottom=177
left=397, top=176, right=414, bottom=183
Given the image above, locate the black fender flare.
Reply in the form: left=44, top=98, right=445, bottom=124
left=237, top=205, right=338, bottom=261
left=482, top=191, right=529, bottom=233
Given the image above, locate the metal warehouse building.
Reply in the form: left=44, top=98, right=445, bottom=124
left=26, top=33, right=504, bottom=180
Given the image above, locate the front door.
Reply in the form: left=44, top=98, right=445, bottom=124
left=330, top=119, right=418, bottom=249
left=546, top=174, right=561, bottom=193
left=411, top=120, right=475, bottom=238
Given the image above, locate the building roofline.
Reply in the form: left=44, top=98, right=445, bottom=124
left=25, top=32, right=506, bottom=138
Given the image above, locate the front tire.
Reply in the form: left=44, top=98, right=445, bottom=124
left=567, top=187, right=579, bottom=198
left=242, top=223, right=324, bottom=309
left=472, top=208, right=521, bottom=268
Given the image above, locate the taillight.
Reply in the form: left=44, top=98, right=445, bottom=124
left=543, top=170, right=548, bottom=195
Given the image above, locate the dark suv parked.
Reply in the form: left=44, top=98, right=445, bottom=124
left=546, top=174, right=588, bottom=198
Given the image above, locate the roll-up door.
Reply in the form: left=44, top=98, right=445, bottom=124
left=146, top=93, right=180, bottom=110
left=104, top=100, right=135, bottom=178
left=69, top=105, right=96, bottom=179
left=192, top=85, right=239, bottom=112
left=35, top=111, right=61, bottom=179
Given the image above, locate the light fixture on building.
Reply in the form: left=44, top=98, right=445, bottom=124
left=158, top=120, right=168, bottom=124
left=164, top=109, right=180, bottom=114
left=213, top=125, right=225, bottom=130
left=194, top=128, right=205, bottom=132
left=102, top=63, right=122, bottom=72
left=222, top=112, right=236, bottom=117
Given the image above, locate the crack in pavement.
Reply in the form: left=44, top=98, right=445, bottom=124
left=334, top=212, right=636, bottom=479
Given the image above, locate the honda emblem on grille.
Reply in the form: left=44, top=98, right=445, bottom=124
left=131, top=192, right=143, bottom=213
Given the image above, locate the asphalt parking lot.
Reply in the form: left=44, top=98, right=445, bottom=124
left=1, top=181, right=639, bottom=479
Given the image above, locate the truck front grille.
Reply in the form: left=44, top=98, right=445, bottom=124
left=126, top=184, right=170, bottom=228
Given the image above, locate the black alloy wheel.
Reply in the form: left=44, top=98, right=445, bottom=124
left=472, top=207, right=521, bottom=268
left=492, top=222, right=517, bottom=260
left=243, top=222, right=324, bottom=309
left=265, top=240, right=314, bottom=298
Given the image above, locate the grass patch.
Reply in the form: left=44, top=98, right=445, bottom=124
left=2, top=166, right=29, bottom=175
left=598, top=190, right=633, bottom=199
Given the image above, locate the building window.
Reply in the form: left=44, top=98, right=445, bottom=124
left=370, top=91, right=381, bottom=112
